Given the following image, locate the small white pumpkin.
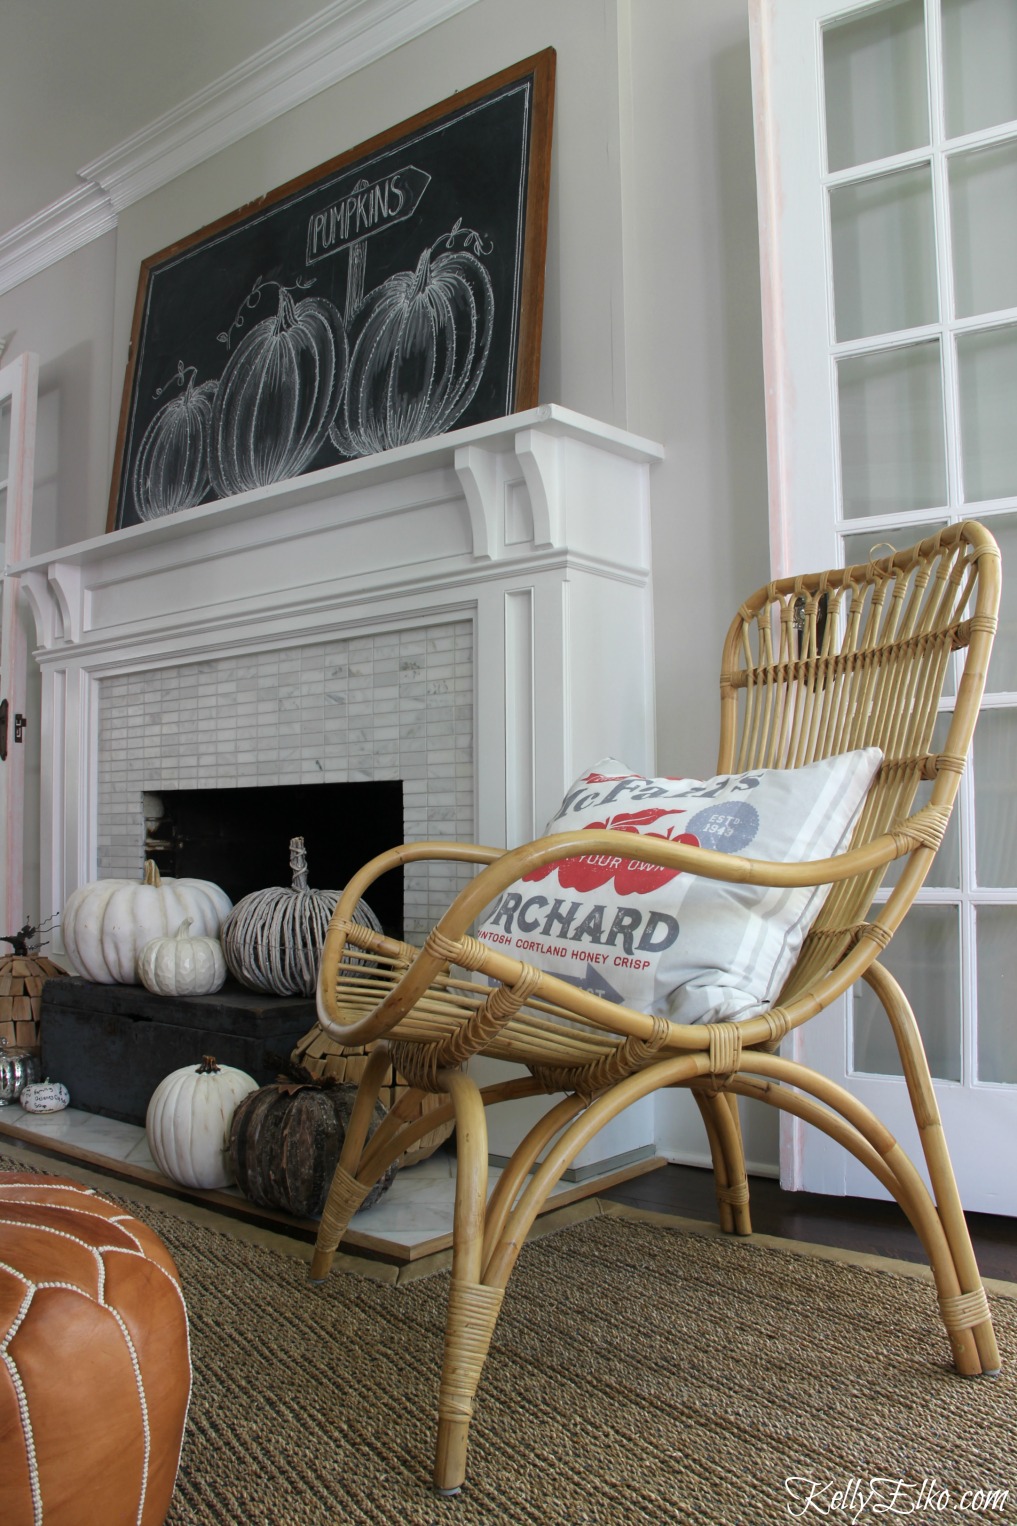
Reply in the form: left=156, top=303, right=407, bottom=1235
left=19, top=1079, right=71, bottom=1114
left=146, top=1055, right=259, bottom=1189
left=137, top=918, right=227, bottom=996
left=61, top=860, right=232, bottom=985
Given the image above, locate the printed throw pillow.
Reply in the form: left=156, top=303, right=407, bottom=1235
left=476, top=750, right=882, bottom=1024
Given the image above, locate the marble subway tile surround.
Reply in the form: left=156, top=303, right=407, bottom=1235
left=96, top=620, right=474, bottom=937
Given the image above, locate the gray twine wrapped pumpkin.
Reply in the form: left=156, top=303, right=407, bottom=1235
left=220, top=835, right=380, bottom=998
left=227, top=1063, right=396, bottom=1220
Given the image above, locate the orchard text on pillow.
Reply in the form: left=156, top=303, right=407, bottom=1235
left=476, top=751, right=882, bottom=1024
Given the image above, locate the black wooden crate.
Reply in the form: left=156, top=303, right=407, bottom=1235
left=40, top=977, right=316, bottom=1126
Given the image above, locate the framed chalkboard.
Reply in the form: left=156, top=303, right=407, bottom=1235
left=107, top=49, right=555, bottom=532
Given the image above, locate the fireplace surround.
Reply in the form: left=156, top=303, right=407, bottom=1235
left=15, top=405, right=664, bottom=1169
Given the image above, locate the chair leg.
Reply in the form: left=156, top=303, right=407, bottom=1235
left=691, top=1087, right=753, bottom=1235
left=433, top=1068, right=504, bottom=1496
left=309, top=1044, right=392, bottom=1282
left=862, top=960, right=1000, bottom=1375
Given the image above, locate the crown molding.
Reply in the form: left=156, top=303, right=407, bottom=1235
left=80, top=0, right=483, bottom=211
left=0, top=185, right=117, bottom=296
left=0, top=0, right=481, bottom=299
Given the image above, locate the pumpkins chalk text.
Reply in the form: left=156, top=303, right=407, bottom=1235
left=146, top=1055, right=259, bottom=1189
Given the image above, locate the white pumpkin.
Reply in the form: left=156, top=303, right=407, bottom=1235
left=19, top=1079, right=71, bottom=1114
left=62, top=860, right=232, bottom=985
left=137, top=918, right=227, bottom=996
left=146, top=1055, right=258, bottom=1189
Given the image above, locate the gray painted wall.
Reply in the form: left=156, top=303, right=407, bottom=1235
left=0, top=0, right=777, bottom=1170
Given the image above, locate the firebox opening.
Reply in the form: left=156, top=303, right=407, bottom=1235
left=142, top=781, right=404, bottom=938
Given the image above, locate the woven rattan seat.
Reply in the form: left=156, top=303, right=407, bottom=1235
left=308, top=522, right=1002, bottom=1496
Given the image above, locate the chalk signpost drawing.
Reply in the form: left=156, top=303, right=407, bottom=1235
left=108, top=51, right=555, bottom=533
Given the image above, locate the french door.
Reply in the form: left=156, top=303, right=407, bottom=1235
left=0, top=352, right=39, bottom=941
left=751, top=0, right=1017, bottom=1213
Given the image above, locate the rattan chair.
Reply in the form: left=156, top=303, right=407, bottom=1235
left=309, top=521, right=1002, bottom=1495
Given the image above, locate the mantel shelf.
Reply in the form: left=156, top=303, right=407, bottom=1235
left=10, top=405, right=663, bottom=577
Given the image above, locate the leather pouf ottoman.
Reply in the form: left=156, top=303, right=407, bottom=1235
left=0, top=1172, right=191, bottom=1526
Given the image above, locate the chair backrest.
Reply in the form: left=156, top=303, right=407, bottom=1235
left=717, top=522, right=1001, bottom=1007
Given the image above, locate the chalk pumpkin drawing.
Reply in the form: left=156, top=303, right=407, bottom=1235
left=331, top=223, right=495, bottom=458
left=131, top=363, right=218, bottom=521
left=208, top=279, right=348, bottom=497
left=108, top=52, right=555, bottom=533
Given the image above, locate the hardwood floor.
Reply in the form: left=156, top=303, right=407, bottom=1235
left=599, top=1162, right=1017, bottom=1283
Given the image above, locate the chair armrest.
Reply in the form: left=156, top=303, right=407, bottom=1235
left=314, top=805, right=944, bottom=1049
left=316, top=840, right=507, bottom=1046
left=432, top=820, right=916, bottom=935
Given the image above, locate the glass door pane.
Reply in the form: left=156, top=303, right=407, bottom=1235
left=950, top=142, right=1017, bottom=318
left=973, top=709, right=1017, bottom=886
left=942, top=0, right=1017, bottom=137
left=976, top=906, right=1017, bottom=1082
left=957, top=326, right=1017, bottom=501
left=831, top=165, right=938, bottom=340
left=838, top=342, right=946, bottom=515
left=824, top=0, right=929, bottom=171
left=852, top=905, right=961, bottom=1080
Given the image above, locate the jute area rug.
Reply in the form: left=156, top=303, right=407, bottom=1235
left=4, top=1154, right=1016, bottom=1526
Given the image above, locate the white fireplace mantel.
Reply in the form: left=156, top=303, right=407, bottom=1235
left=16, top=404, right=664, bottom=1176
left=15, top=404, right=663, bottom=932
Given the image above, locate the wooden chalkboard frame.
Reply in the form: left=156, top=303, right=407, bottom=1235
left=107, top=49, right=556, bottom=533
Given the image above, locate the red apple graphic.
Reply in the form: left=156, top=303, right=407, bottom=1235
left=523, top=808, right=698, bottom=894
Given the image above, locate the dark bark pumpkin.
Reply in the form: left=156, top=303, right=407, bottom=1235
left=227, top=1077, right=396, bottom=1219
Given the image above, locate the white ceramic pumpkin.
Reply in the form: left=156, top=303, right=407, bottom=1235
left=19, top=1079, right=71, bottom=1114
left=62, top=860, right=232, bottom=985
left=145, top=1055, right=258, bottom=1189
left=137, top=918, right=227, bottom=996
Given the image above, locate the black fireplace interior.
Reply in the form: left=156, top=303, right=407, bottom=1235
left=143, top=781, right=404, bottom=937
